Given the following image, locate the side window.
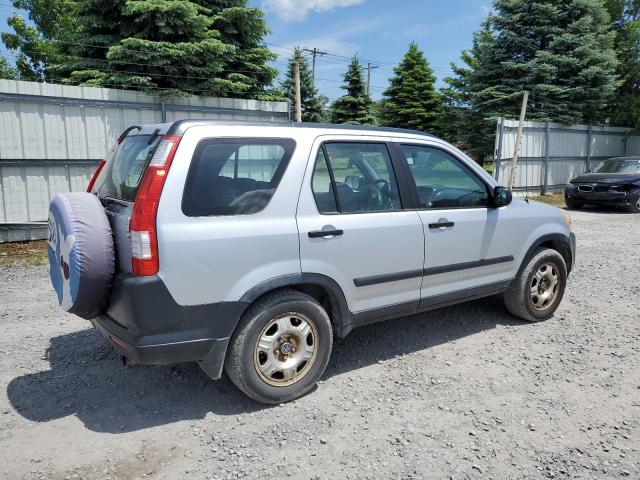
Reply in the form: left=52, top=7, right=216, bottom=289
left=312, top=143, right=401, bottom=214
left=182, top=138, right=295, bottom=216
left=400, top=145, right=488, bottom=209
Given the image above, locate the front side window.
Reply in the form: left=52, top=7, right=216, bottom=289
left=400, top=145, right=488, bottom=209
left=182, top=138, right=295, bottom=216
left=312, top=143, right=401, bottom=214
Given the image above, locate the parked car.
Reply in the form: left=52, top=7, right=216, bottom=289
left=47, top=121, right=576, bottom=404
left=565, top=157, right=640, bottom=213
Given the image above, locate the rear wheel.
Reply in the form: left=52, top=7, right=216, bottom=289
left=628, top=195, right=640, bottom=213
left=565, top=198, right=583, bottom=210
left=225, top=289, right=333, bottom=404
left=504, top=248, right=567, bottom=322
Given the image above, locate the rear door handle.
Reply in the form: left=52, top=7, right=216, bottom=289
left=308, top=229, right=344, bottom=238
left=429, top=221, right=455, bottom=229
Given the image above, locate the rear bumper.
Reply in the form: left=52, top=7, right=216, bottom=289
left=92, top=274, right=248, bottom=379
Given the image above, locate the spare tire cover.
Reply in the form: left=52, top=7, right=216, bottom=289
left=47, top=192, right=115, bottom=319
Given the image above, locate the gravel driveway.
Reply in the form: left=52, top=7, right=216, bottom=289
left=1, top=207, right=638, bottom=480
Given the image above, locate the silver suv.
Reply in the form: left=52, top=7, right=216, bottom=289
left=47, top=121, right=576, bottom=404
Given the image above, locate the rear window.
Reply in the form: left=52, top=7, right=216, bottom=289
left=182, top=138, right=296, bottom=217
left=93, top=134, right=162, bottom=201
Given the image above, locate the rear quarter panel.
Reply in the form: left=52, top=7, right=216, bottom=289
left=155, top=126, right=313, bottom=306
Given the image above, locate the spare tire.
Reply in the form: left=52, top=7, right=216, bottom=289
left=47, top=192, right=115, bottom=319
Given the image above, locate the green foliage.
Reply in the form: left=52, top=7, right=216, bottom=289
left=380, top=42, right=441, bottom=134
left=605, top=0, right=640, bottom=129
left=52, top=0, right=277, bottom=97
left=1, top=0, right=73, bottom=81
left=3, top=0, right=277, bottom=97
left=281, top=48, right=324, bottom=122
left=444, top=0, right=619, bottom=158
left=0, top=56, right=18, bottom=80
left=330, top=55, right=376, bottom=125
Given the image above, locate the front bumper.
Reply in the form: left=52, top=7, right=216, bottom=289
left=92, top=274, right=248, bottom=379
left=565, top=187, right=636, bottom=206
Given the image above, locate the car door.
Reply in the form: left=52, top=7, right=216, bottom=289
left=296, top=137, right=425, bottom=317
left=395, top=142, right=517, bottom=301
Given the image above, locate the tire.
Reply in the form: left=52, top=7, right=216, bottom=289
left=565, top=198, right=583, bottom=210
left=504, top=248, right=567, bottom=322
left=47, top=192, right=115, bottom=319
left=224, top=289, right=333, bottom=404
left=628, top=195, right=640, bottom=213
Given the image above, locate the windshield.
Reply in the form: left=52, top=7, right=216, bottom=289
left=93, top=134, right=162, bottom=201
left=594, top=158, right=640, bottom=174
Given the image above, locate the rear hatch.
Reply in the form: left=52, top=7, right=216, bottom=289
left=90, top=126, right=166, bottom=273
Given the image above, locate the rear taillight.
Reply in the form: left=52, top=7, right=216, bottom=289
left=86, top=160, right=106, bottom=193
left=129, top=135, right=181, bottom=276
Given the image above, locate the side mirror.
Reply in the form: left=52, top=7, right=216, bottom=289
left=492, top=186, right=512, bottom=207
left=586, top=167, right=593, bottom=173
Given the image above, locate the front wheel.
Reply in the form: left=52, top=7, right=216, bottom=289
left=628, top=195, right=640, bottom=213
left=504, top=248, right=567, bottom=322
left=224, top=289, right=333, bottom=404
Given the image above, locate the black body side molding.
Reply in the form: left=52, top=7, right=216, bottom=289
left=353, top=256, right=514, bottom=288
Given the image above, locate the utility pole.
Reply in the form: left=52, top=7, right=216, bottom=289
left=294, top=61, right=302, bottom=122
left=508, top=90, right=530, bottom=190
left=366, top=63, right=379, bottom=96
left=302, top=47, right=327, bottom=86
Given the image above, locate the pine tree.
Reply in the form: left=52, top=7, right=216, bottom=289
left=48, top=0, right=276, bottom=97
left=440, top=22, right=498, bottom=158
left=605, top=0, right=640, bottom=129
left=281, top=48, right=324, bottom=122
left=443, top=0, right=619, bottom=158
left=330, top=55, right=376, bottom=125
left=381, top=42, right=441, bottom=133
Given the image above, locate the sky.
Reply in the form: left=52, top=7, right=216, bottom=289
left=256, top=0, right=492, bottom=99
left=0, top=0, right=491, bottom=101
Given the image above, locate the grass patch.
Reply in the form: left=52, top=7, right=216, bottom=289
left=529, top=192, right=566, bottom=208
left=0, top=240, right=48, bottom=267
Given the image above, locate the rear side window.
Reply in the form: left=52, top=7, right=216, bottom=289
left=182, top=138, right=296, bottom=217
left=93, top=134, right=162, bottom=201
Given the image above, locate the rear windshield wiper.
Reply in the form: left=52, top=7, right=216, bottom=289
left=147, top=128, right=161, bottom=145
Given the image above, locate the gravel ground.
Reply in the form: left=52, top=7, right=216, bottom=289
left=0, top=207, right=638, bottom=480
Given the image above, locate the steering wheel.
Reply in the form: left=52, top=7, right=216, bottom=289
left=372, top=178, right=393, bottom=209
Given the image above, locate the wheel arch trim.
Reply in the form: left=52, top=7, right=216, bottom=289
left=515, top=232, right=575, bottom=284
left=239, top=273, right=353, bottom=338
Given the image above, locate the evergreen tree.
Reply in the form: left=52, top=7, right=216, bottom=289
left=440, top=22, right=498, bottom=158
left=330, top=55, right=376, bottom=125
left=281, top=48, right=324, bottom=122
left=48, top=0, right=276, bottom=97
left=381, top=42, right=441, bottom=133
left=443, top=0, right=619, bottom=158
left=605, top=0, right=640, bottom=129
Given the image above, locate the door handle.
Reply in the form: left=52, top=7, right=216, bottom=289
left=428, top=221, right=455, bottom=229
left=308, top=228, right=344, bottom=238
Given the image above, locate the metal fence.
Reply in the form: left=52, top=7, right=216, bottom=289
left=493, top=118, right=640, bottom=195
left=0, top=79, right=290, bottom=242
